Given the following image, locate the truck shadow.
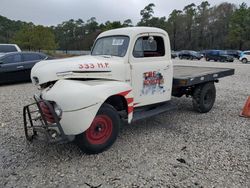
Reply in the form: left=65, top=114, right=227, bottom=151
left=23, top=98, right=199, bottom=159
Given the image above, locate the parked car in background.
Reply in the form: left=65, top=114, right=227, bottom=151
left=0, top=44, right=21, bottom=53
left=171, top=51, right=178, bottom=59
left=200, top=50, right=207, bottom=56
left=178, top=50, right=202, bottom=60
left=0, top=52, right=49, bottom=84
left=239, top=51, right=250, bottom=64
left=225, top=50, right=242, bottom=59
left=205, top=50, right=234, bottom=62
left=196, top=51, right=204, bottom=58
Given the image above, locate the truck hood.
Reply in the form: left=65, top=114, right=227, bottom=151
left=31, top=55, right=126, bottom=85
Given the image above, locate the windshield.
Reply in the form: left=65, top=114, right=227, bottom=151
left=92, top=36, right=129, bottom=57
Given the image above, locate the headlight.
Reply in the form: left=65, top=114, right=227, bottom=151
left=39, top=101, right=62, bottom=123
left=33, top=76, right=39, bottom=85
left=53, top=103, right=63, bottom=118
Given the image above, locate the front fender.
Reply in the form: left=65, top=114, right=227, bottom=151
left=41, top=79, right=133, bottom=135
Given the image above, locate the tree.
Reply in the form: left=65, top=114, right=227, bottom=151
left=228, top=3, right=250, bottom=49
left=2, top=1, right=249, bottom=52
left=208, top=2, right=235, bottom=49
left=31, top=26, right=57, bottom=51
left=166, top=10, right=183, bottom=50
left=11, top=25, right=33, bottom=50
left=0, top=15, right=32, bottom=43
left=86, top=17, right=98, bottom=33
left=54, top=19, right=80, bottom=51
left=12, top=25, right=57, bottom=51
left=138, top=3, right=155, bottom=26
left=183, top=3, right=196, bottom=49
left=123, top=19, right=133, bottom=27
left=195, top=1, right=211, bottom=49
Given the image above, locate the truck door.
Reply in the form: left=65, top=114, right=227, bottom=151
left=129, top=33, right=173, bottom=107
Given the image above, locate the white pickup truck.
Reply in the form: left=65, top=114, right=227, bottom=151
left=23, top=27, right=234, bottom=154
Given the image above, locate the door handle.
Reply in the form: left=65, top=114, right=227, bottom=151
left=164, top=65, right=170, bottom=70
left=16, top=66, right=24, bottom=69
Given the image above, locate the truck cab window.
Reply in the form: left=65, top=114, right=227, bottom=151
left=133, top=36, right=165, bottom=58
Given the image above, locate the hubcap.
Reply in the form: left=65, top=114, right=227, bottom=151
left=86, top=115, right=113, bottom=145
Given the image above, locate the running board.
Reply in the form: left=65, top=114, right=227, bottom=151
left=132, top=102, right=177, bottom=122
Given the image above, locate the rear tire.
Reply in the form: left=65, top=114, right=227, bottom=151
left=75, top=103, right=121, bottom=154
left=192, top=82, right=216, bottom=113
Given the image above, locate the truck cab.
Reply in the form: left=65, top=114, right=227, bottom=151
left=23, top=27, right=234, bottom=154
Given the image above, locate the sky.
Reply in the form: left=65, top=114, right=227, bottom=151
left=0, top=0, right=248, bottom=26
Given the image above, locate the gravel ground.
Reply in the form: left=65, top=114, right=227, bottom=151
left=0, top=60, right=249, bottom=188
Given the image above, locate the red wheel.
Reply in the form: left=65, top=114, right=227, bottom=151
left=85, top=115, right=113, bottom=145
left=76, top=103, right=121, bottom=154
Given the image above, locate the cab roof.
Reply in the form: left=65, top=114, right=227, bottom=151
left=97, top=27, right=168, bottom=39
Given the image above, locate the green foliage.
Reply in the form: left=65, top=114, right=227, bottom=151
left=1, top=1, right=250, bottom=51
left=123, top=19, right=133, bottom=27
left=138, top=2, right=249, bottom=50
left=138, top=3, right=167, bottom=30
left=12, top=25, right=57, bottom=51
left=228, top=3, right=250, bottom=49
left=11, top=26, right=33, bottom=50
left=0, top=15, right=32, bottom=43
left=167, top=10, right=183, bottom=50
left=138, top=3, right=155, bottom=25
left=53, top=18, right=101, bottom=51
left=32, top=26, right=57, bottom=51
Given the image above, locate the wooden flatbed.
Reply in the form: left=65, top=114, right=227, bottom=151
left=173, top=65, right=235, bottom=87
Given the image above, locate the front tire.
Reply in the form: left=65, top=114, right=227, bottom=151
left=75, top=103, right=121, bottom=154
left=242, top=58, right=248, bottom=64
left=192, top=82, right=216, bottom=113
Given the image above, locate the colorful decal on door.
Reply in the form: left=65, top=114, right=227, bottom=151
left=141, top=71, right=165, bottom=95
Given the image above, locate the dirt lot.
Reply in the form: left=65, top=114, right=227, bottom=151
left=0, top=60, right=249, bottom=188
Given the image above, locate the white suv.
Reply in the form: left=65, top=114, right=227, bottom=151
left=0, top=44, right=21, bottom=53
left=240, top=51, right=250, bottom=63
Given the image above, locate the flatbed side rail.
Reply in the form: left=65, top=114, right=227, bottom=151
left=173, top=68, right=235, bottom=87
